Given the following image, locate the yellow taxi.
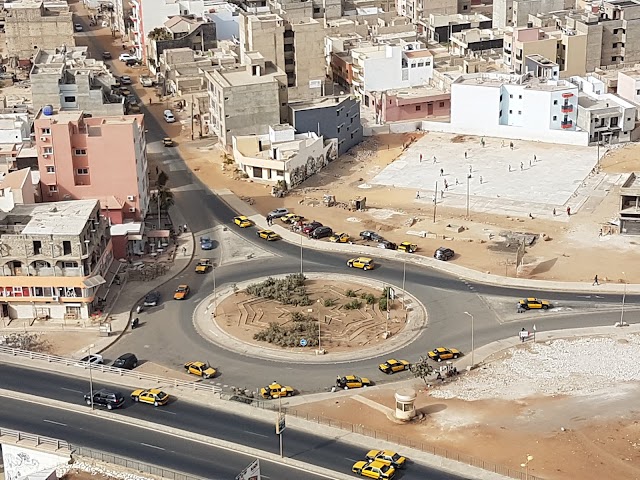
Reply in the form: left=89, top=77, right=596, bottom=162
left=184, top=361, right=217, bottom=379
left=130, top=388, right=170, bottom=407
left=173, top=284, right=190, bottom=300
left=260, top=382, right=295, bottom=399
left=233, top=215, right=253, bottom=228
left=195, top=259, right=212, bottom=274
left=336, top=375, right=371, bottom=390
left=352, top=460, right=396, bottom=479
left=365, top=450, right=407, bottom=469
left=398, top=242, right=418, bottom=253
left=329, top=232, right=351, bottom=243
left=346, top=257, right=374, bottom=271
left=281, top=213, right=303, bottom=224
left=256, top=230, right=280, bottom=241
left=518, top=298, right=552, bottom=310
left=427, top=347, right=461, bottom=362
left=378, top=359, right=410, bottom=375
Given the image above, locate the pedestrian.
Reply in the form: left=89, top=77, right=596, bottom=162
left=440, top=168, right=444, bottom=176
left=566, top=206, right=571, bottom=216
left=533, top=154, right=537, bottom=162
left=433, top=155, right=437, bottom=164
left=520, top=327, right=527, bottom=342
left=183, top=224, right=187, bottom=232
left=122, top=43, right=126, bottom=50
left=508, top=164, right=511, bottom=172
left=444, top=179, right=448, bottom=190
left=593, top=274, right=599, bottom=286
left=553, top=208, right=556, bottom=216
left=468, top=165, right=472, bottom=175
left=479, top=175, right=483, bottom=184
left=529, top=159, right=532, bottom=167
left=432, top=194, right=436, bottom=203
left=510, top=141, right=514, bottom=150
left=149, top=98, right=152, bottom=105
left=464, top=151, right=468, bottom=159
left=419, top=153, right=423, bottom=163
left=501, top=140, right=505, bottom=148
left=266, top=215, right=270, bottom=225
left=440, top=189, right=444, bottom=199
left=416, top=191, right=420, bottom=199
left=529, top=213, right=533, bottom=219
left=182, top=246, right=187, bottom=255
left=455, top=178, right=459, bottom=185
left=599, top=228, right=603, bottom=237
left=480, top=137, right=485, bottom=147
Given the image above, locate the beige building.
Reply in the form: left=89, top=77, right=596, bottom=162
left=204, top=52, right=288, bottom=146
left=5, top=0, right=75, bottom=61
left=492, top=0, right=572, bottom=29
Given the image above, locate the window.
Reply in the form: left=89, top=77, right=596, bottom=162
left=518, top=95, right=522, bottom=99
left=509, top=109, right=513, bottom=114
left=46, top=166, right=55, bottom=173
left=612, top=56, right=617, bottom=61
left=518, top=110, right=522, bottom=115
left=509, top=94, right=513, bottom=98
left=74, top=149, right=87, bottom=155
left=410, top=63, right=416, bottom=68
left=49, top=185, right=58, bottom=192
left=553, top=115, right=557, bottom=121
left=417, top=62, right=424, bottom=67
left=63, top=241, right=71, bottom=255
left=76, top=168, right=89, bottom=175
left=63, top=261, right=78, bottom=268
left=554, top=100, right=558, bottom=105
left=33, top=241, right=42, bottom=255
left=613, top=28, right=619, bottom=34
left=40, top=128, right=51, bottom=135
left=416, top=105, right=421, bottom=111
left=64, top=96, right=76, bottom=103
left=439, top=102, right=445, bottom=107
left=43, top=147, right=53, bottom=154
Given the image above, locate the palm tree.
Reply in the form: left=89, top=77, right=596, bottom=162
left=152, top=185, right=174, bottom=212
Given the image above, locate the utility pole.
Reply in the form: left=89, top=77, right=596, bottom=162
left=466, top=174, right=470, bottom=218
left=300, top=233, right=303, bottom=276
left=190, top=95, right=195, bottom=141
left=433, top=180, right=438, bottom=223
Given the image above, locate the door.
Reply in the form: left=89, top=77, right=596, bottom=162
left=427, top=103, right=433, bottom=116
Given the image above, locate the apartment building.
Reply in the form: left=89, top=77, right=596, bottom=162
left=450, top=72, right=583, bottom=143
left=351, top=41, right=433, bottom=103
left=34, top=110, right=149, bottom=224
left=0, top=168, right=36, bottom=213
left=0, top=199, right=112, bottom=320
left=396, top=0, right=460, bottom=24
left=617, top=68, right=640, bottom=104
left=232, top=124, right=334, bottom=187
left=427, top=13, right=492, bottom=43
left=370, top=86, right=451, bottom=123
left=268, top=0, right=342, bottom=20
left=30, top=46, right=124, bottom=116
left=204, top=52, right=288, bottom=146
left=5, top=0, right=75, bottom=61
left=450, top=28, right=504, bottom=56
left=492, top=0, right=571, bottom=29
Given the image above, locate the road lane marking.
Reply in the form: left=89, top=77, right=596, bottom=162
left=60, top=387, right=83, bottom=394
left=141, top=443, right=165, bottom=450
left=244, top=431, right=268, bottom=438
left=345, top=458, right=359, bottom=462
left=158, top=410, right=177, bottom=415
left=43, top=419, right=67, bottom=426
left=209, top=329, right=219, bottom=337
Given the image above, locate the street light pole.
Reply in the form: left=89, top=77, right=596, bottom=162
left=401, top=257, right=407, bottom=301
left=466, top=174, right=470, bottom=218
left=621, top=271, right=627, bottom=325
left=521, top=454, right=534, bottom=480
left=212, top=262, right=217, bottom=318
left=300, top=233, right=303, bottom=276
left=386, top=285, right=390, bottom=335
left=85, top=343, right=95, bottom=410
left=464, top=311, right=474, bottom=368
left=433, top=180, right=438, bottom=223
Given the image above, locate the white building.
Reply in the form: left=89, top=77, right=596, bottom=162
left=616, top=69, right=640, bottom=106
left=232, top=124, right=335, bottom=187
left=351, top=41, right=433, bottom=104
left=450, top=72, right=585, bottom=144
left=0, top=113, right=31, bottom=144
left=205, top=2, right=240, bottom=40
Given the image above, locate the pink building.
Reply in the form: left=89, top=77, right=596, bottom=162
left=371, top=87, right=451, bottom=123
left=34, top=110, right=149, bottom=227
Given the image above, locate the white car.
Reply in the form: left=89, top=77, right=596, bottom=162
left=268, top=208, right=289, bottom=218
left=163, top=110, right=176, bottom=123
left=74, top=24, right=83, bottom=32
left=74, top=354, right=104, bottom=367
left=119, top=53, right=135, bottom=62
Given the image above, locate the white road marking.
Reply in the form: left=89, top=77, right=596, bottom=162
left=43, top=419, right=67, bottom=426
left=141, top=443, right=165, bottom=451
left=244, top=431, right=268, bottom=438
left=60, top=387, right=83, bottom=394
left=345, top=458, right=359, bottom=462
left=208, top=329, right=219, bottom=337
left=158, top=410, right=176, bottom=415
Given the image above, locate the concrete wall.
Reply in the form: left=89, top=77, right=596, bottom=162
left=512, top=0, right=568, bottom=28
left=382, top=94, right=451, bottom=122
left=2, top=444, right=68, bottom=480
left=617, top=71, right=640, bottom=105
left=152, top=23, right=217, bottom=63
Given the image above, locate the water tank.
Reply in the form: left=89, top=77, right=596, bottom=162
left=42, top=105, right=54, bottom=116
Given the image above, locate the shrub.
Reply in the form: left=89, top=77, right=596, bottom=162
left=361, top=293, right=375, bottom=304
left=291, top=312, right=314, bottom=322
left=379, top=296, right=388, bottom=311
left=344, top=299, right=362, bottom=310
left=246, top=274, right=310, bottom=306
left=345, top=289, right=357, bottom=297
left=253, top=320, right=319, bottom=348
left=323, top=298, right=335, bottom=307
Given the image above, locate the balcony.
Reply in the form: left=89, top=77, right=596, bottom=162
left=561, top=121, right=573, bottom=129
left=561, top=104, right=573, bottom=113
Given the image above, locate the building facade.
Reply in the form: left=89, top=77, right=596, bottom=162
left=576, top=89, right=636, bottom=145
left=0, top=199, right=112, bottom=320
left=370, top=87, right=451, bottom=123
left=34, top=110, right=149, bottom=224
left=450, top=28, right=504, bottom=56
left=427, top=13, right=492, bottom=43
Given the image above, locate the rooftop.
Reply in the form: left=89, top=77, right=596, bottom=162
left=454, top=72, right=576, bottom=91
left=35, top=109, right=143, bottom=125
left=208, top=62, right=284, bottom=88
left=428, top=13, right=491, bottom=28
left=0, top=199, right=98, bottom=236
left=289, top=95, right=354, bottom=112
left=0, top=168, right=30, bottom=192
left=577, top=92, right=635, bottom=110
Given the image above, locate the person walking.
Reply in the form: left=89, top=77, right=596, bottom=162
left=479, top=175, right=483, bottom=184
left=444, top=179, right=448, bottom=190
left=440, top=168, right=444, bottom=176
left=416, top=191, right=420, bottom=199
left=433, top=156, right=437, bottom=164
left=419, top=153, right=423, bottom=163
left=566, top=206, right=571, bottom=216
left=510, top=141, right=514, bottom=150
left=464, top=151, right=468, bottom=159
left=593, top=274, right=599, bottom=286
left=520, top=162, right=524, bottom=171
left=508, top=164, right=511, bottom=172
left=553, top=208, right=556, bottom=216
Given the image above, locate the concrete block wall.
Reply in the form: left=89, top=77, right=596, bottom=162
left=6, top=8, right=75, bottom=60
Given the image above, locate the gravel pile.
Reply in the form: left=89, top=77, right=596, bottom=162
left=430, top=336, right=640, bottom=401
left=57, top=463, right=153, bottom=480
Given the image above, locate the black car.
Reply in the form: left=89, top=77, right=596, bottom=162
left=84, top=389, right=125, bottom=410
left=434, top=247, right=455, bottom=261
left=311, top=226, right=333, bottom=239
left=143, top=291, right=160, bottom=307
left=302, top=221, right=322, bottom=235
left=113, top=353, right=138, bottom=370
left=102, top=51, right=112, bottom=60
left=360, top=230, right=383, bottom=242
left=378, top=240, right=397, bottom=250
left=125, top=58, right=140, bottom=67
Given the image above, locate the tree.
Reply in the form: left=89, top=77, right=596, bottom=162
left=148, top=27, right=173, bottom=41
left=410, top=356, right=434, bottom=385
left=152, top=185, right=174, bottom=211
left=156, top=170, right=169, bottom=188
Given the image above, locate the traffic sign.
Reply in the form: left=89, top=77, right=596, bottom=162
left=300, top=338, right=308, bottom=347
left=276, top=413, right=286, bottom=434
left=235, top=459, right=261, bottom=480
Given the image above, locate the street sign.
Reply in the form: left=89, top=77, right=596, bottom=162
left=276, top=413, right=286, bottom=434
left=235, top=459, right=261, bottom=480
left=300, top=338, right=308, bottom=347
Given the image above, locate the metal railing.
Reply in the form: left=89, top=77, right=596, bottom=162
left=0, top=427, right=71, bottom=451
left=0, top=346, right=222, bottom=394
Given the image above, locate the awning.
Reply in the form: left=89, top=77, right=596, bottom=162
left=128, top=234, right=144, bottom=241
left=147, top=229, right=170, bottom=238
left=83, top=275, right=107, bottom=288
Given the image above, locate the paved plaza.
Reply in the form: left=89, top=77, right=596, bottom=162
left=371, top=134, right=613, bottom=220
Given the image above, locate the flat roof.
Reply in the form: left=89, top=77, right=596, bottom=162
left=212, top=64, right=284, bottom=87
left=289, top=95, right=353, bottom=111
left=404, top=50, right=433, bottom=59
left=4, top=199, right=97, bottom=236
left=454, top=73, right=575, bottom=91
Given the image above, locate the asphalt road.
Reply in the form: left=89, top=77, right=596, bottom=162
left=0, top=366, right=467, bottom=480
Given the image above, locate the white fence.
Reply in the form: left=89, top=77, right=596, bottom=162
left=0, top=346, right=222, bottom=394
left=0, top=427, right=71, bottom=451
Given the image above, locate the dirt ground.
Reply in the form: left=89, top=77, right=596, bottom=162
left=217, top=279, right=406, bottom=352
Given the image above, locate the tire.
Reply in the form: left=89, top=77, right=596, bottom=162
left=347, top=262, right=353, bottom=268
left=363, top=266, right=369, bottom=271
left=85, top=399, right=91, bottom=406
left=363, top=384, right=367, bottom=388
left=107, top=404, right=113, bottom=410
left=542, top=305, right=549, bottom=310
left=133, top=396, right=139, bottom=402
left=133, top=363, right=138, bottom=368
left=154, top=402, right=158, bottom=407
left=453, top=354, right=459, bottom=359
left=437, top=358, right=442, bottom=362
left=344, top=386, right=349, bottom=390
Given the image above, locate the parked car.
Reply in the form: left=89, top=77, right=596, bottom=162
left=113, top=353, right=138, bottom=370
left=360, top=230, right=384, bottom=242
left=398, top=242, right=418, bottom=253
left=377, top=240, right=397, bottom=250
left=143, top=291, right=160, bottom=307
left=302, top=221, right=322, bottom=235
left=268, top=208, right=289, bottom=218
left=163, top=110, right=176, bottom=123
left=184, top=361, right=217, bottom=379
left=120, top=75, right=132, bottom=85
left=281, top=213, right=303, bottom=224
left=329, top=232, right=351, bottom=243
left=311, top=226, right=333, bottom=239
left=102, top=51, right=112, bottom=60
left=125, top=58, right=140, bottom=67
left=74, top=24, right=83, bottom=32
left=260, top=382, right=295, bottom=399
left=119, top=53, right=135, bottom=62
left=84, top=389, right=125, bottom=410
left=200, top=236, right=213, bottom=250
left=140, top=76, right=154, bottom=87
left=434, top=247, right=454, bottom=261
left=74, top=354, right=103, bottom=367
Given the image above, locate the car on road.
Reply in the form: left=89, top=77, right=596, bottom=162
left=427, top=347, right=461, bottom=362
left=347, top=257, right=375, bottom=271
left=143, top=291, right=160, bottom=307
left=352, top=460, right=395, bottom=479
left=125, top=58, right=140, bottom=67
left=140, top=76, right=154, bottom=87
left=163, top=109, right=176, bottom=123
left=173, top=284, right=190, bottom=300
left=233, top=215, right=253, bottom=228
left=184, top=361, right=216, bottom=379
left=310, top=226, right=333, bottom=239
left=102, top=51, right=112, bottom=60
left=260, top=382, right=295, bottom=399
left=84, top=389, right=125, bottom=410
left=74, top=23, right=83, bottom=32
left=162, top=137, right=174, bottom=147
left=200, top=236, right=213, bottom=250
left=398, top=242, right=418, bottom=253
left=256, top=229, right=280, bottom=241
left=329, top=232, right=350, bottom=243
left=377, top=240, right=397, bottom=250
left=336, top=375, right=371, bottom=390
left=195, top=258, right=212, bottom=273
left=120, top=75, right=132, bottom=85
left=360, top=230, right=384, bottom=242
left=281, top=213, right=303, bottom=224
left=130, top=388, right=170, bottom=407
left=302, top=221, right=322, bottom=235
left=366, top=450, right=407, bottom=469
left=113, top=353, right=138, bottom=370
left=76, top=354, right=103, bottom=365
left=268, top=208, right=289, bottom=218
left=518, top=298, right=552, bottom=310
left=119, top=53, right=135, bottom=62
left=434, top=247, right=455, bottom=261
left=378, top=359, right=410, bottom=374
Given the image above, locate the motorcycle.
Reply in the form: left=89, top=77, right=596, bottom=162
left=136, top=305, right=142, bottom=314
left=131, top=317, right=139, bottom=329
